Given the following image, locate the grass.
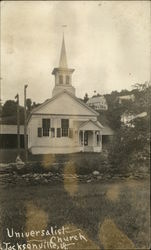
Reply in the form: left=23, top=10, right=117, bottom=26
left=0, top=179, right=150, bottom=249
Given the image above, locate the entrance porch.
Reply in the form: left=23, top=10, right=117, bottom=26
left=77, top=120, right=103, bottom=153
left=79, top=130, right=102, bottom=152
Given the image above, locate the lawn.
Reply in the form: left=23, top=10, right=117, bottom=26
left=0, top=179, right=150, bottom=249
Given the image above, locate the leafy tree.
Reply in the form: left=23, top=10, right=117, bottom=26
left=26, top=98, right=32, bottom=111
left=2, top=100, right=17, bottom=117
left=1, top=100, right=24, bottom=124
left=108, top=82, right=150, bottom=173
left=83, top=93, right=89, bottom=103
left=105, top=91, right=122, bottom=130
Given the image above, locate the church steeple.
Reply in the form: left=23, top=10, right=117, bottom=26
left=59, top=35, right=68, bottom=68
left=52, top=34, right=75, bottom=97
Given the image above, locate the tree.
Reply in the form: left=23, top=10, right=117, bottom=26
left=2, top=100, right=17, bottom=117
left=108, top=82, right=150, bottom=173
left=83, top=93, right=89, bottom=103
left=26, top=98, right=32, bottom=111
left=2, top=100, right=24, bottom=124
left=105, top=91, right=122, bottom=130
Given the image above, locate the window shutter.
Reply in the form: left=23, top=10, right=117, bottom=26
left=57, top=128, right=61, bottom=137
left=69, top=128, right=73, bottom=138
left=38, top=127, right=42, bottom=137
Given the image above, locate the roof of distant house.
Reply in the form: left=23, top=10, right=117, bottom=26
left=87, top=96, right=107, bottom=104
left=0, top=124, right=24, bottom=134
left=118, top=94, right=135, bottom=100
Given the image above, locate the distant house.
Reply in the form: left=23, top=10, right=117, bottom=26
left=27, top=36, right=113, bottom=154
left=121, top=111, right=147, bottom=127
left=0, top=124, right=24, bottom=148
left=118, top=94, right=135, bottom=104
left=87, top=96, right=108, bottom=111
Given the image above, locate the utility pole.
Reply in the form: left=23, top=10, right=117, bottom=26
left=24, top=84, right=28, bottom=162
left=15, top=94, right=20, bottom=156
left=0, top=77, right=2, bottom=114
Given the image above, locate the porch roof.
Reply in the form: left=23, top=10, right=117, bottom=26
left=78, top=120, right=103, bottom=131
left=73, top=120, right=114, bottom=135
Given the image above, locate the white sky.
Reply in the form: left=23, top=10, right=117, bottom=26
left=1, top=1, right=150, bottom=105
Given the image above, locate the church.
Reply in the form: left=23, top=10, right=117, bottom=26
left=27, top=36, right=113, bottom=154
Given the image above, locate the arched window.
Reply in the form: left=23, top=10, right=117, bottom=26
left=59, top=75, right=63, bottom=84
left=66, top=75, right=70, bottom=84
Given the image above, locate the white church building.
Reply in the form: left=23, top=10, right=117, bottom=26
left=27, top=36, right=113, bottom=154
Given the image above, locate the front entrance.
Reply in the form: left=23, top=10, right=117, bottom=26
left=82, top=131, right=89, bottom=146
left=81, top=131, right=88, bottom=146
left=79, top=130, right=102, bottom=152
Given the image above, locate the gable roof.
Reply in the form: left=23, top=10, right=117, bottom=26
left=79, top=120, right=104, bottom=131
left=27, top=90, right=99, bottom=123
left=87, top=96, right=107, bottom=104
left=28, top=90, right=99, bottom=122
left=73, top=119, right=114, bottom=135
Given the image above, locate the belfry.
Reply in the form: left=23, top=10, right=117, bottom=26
left=52, top=35, right=75, bottom=96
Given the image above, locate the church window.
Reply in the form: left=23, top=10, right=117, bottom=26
left=59, top=75, right=63, bottom=84
left=42, top=119, right=50, bottom=136
left=66, top=75, right=70, bottom=84
left=61, top=119, right=69, bottom=137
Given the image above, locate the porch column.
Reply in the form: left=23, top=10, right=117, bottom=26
left=99, top=132, right=102, bottom=151
left=82, top=130, right=85, bottom=152
left=99, top=131, right=101, bottom=147
left=93, top=130, right=95, bottom=147
left=78, top=130, right=80, bottom=145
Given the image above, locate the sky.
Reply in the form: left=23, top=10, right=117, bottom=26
left=1, top=1, right=150, bottom=105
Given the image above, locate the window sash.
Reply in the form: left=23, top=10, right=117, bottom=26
left=43, top=128, right=49, bottom=137
left=61, top=119, right=69, bottom=129
left=42, top=119, right=50, bottom=129
left=62, top=128, right=68, bottom=137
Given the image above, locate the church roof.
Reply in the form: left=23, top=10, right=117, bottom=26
left=27, top=90, right=99, bottom=122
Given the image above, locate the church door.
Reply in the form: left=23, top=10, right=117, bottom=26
left=81, top=131, right=88, bottom=146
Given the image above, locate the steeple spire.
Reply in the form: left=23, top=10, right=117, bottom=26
left=59, top=34, right=68, bottom=68
left=52, top=33, right=75, bottom=97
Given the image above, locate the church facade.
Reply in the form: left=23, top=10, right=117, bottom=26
left=27, top=36, right=113, bottom=154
